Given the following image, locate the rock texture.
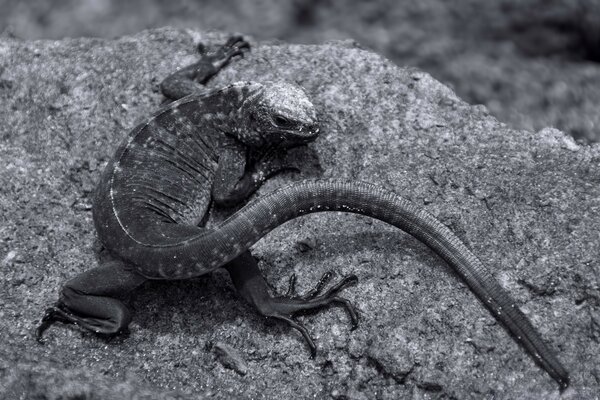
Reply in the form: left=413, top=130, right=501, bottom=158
left=3, top=0, right=600, bottom=144
left=0, top=28, right=598, bottom=399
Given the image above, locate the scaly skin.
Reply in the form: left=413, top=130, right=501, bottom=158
left=36, top=37, right=569, bottom=389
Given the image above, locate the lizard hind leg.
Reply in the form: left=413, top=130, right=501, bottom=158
left=225, top=252, right=359, bottom=356
left=36, top=259, right=146, bottom=342
left=159, top=36, right=250, bottom=100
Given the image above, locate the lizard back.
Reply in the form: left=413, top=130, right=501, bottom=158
left=93, top=83, right=260, bottom=252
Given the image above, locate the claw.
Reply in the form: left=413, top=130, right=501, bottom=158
left=35, top=313, right=53, bottom=343
left=322, top=274, right=358, bottom=297
left=272, top=314, right=317, bottom=357
left=209, top=36, right=251, bottom=70
left=330, top=296, right=359, bottom=329
left=234, top=41, right=251, bottom=51
left=226, top=49, right=246, bottom=60
left=35, top=304, right=72, bottom=342
left=303, top=274, right=359, bottom=329
left=221, top=36, right=249, bottom=54
left=286, top=273, right=297, bottom=297
left=301, top=271, right=333, bottom=299
left=224, top=35, right=245, bottom=47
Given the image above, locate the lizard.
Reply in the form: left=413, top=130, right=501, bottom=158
left=35, top=36, right=569, bottom=389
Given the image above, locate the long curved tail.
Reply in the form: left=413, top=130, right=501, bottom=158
left=125, top=180, right=569, bottom=387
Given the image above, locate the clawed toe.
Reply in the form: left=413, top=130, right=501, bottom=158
left=224, top=35, right=244, bottom=47
left=271, top=314, right=317, bottom=357
left=227, top=49, right=246, bottom=60
left=224, top=35, right=250, bottom=51
left=284, top=271, right=357, bottom=302
left=301, top=271, right=332, bottom=299
left=214, top=36, right=250, bottom=63
left=286, top=273, right=297, bottom=296
left=321, top=274, right=358, bottom=298
left=329, top=296, right=359, bottom=329
left=267, top=272, right=359, bottom=356
left=35, top=304, right=73, bottom=342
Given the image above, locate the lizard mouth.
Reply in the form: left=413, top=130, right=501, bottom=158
left=265, top=122, right=320, bottom=148
left=288, top=124, right=320, bottom=144
left=303, top=123, right=319, bottom=135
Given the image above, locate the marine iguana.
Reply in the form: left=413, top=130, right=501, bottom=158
left=36, top=36, right=569, bottom=389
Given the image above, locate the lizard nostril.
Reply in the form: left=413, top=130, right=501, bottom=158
left=306, top=124, right=319, bottom=135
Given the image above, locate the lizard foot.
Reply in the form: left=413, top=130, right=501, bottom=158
left=36, top=298, right=132, bottom=341
left=264, top=272, right=359, bottom=356
left=205, top=35, right=250, bottom=72
left=35, top=303, right=76, bottom=343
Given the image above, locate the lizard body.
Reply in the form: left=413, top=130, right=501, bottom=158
left=37, top=37, right=569, bottom=389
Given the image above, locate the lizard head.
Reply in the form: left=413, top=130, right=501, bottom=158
left=242, top=81, right=319, bottom=148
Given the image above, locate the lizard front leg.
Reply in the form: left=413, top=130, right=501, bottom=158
left=212, top=137, right=299, bottom=207
left=224, top=251, right=358, bottom=356
left=160, top=36, right=250, bottom=100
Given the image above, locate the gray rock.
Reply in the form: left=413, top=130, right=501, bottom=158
left=0, top=27, right=597, bottom=399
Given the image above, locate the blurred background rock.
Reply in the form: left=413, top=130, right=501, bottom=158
left=2, top=0, right=599, bottom=143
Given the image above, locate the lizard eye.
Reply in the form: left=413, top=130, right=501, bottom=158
left=273, top=115, right=293, bottom=128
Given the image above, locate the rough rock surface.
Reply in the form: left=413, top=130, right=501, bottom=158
left=0, top=28, right=598, bottom=399
left=4, top=0, right=600, bottom=144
